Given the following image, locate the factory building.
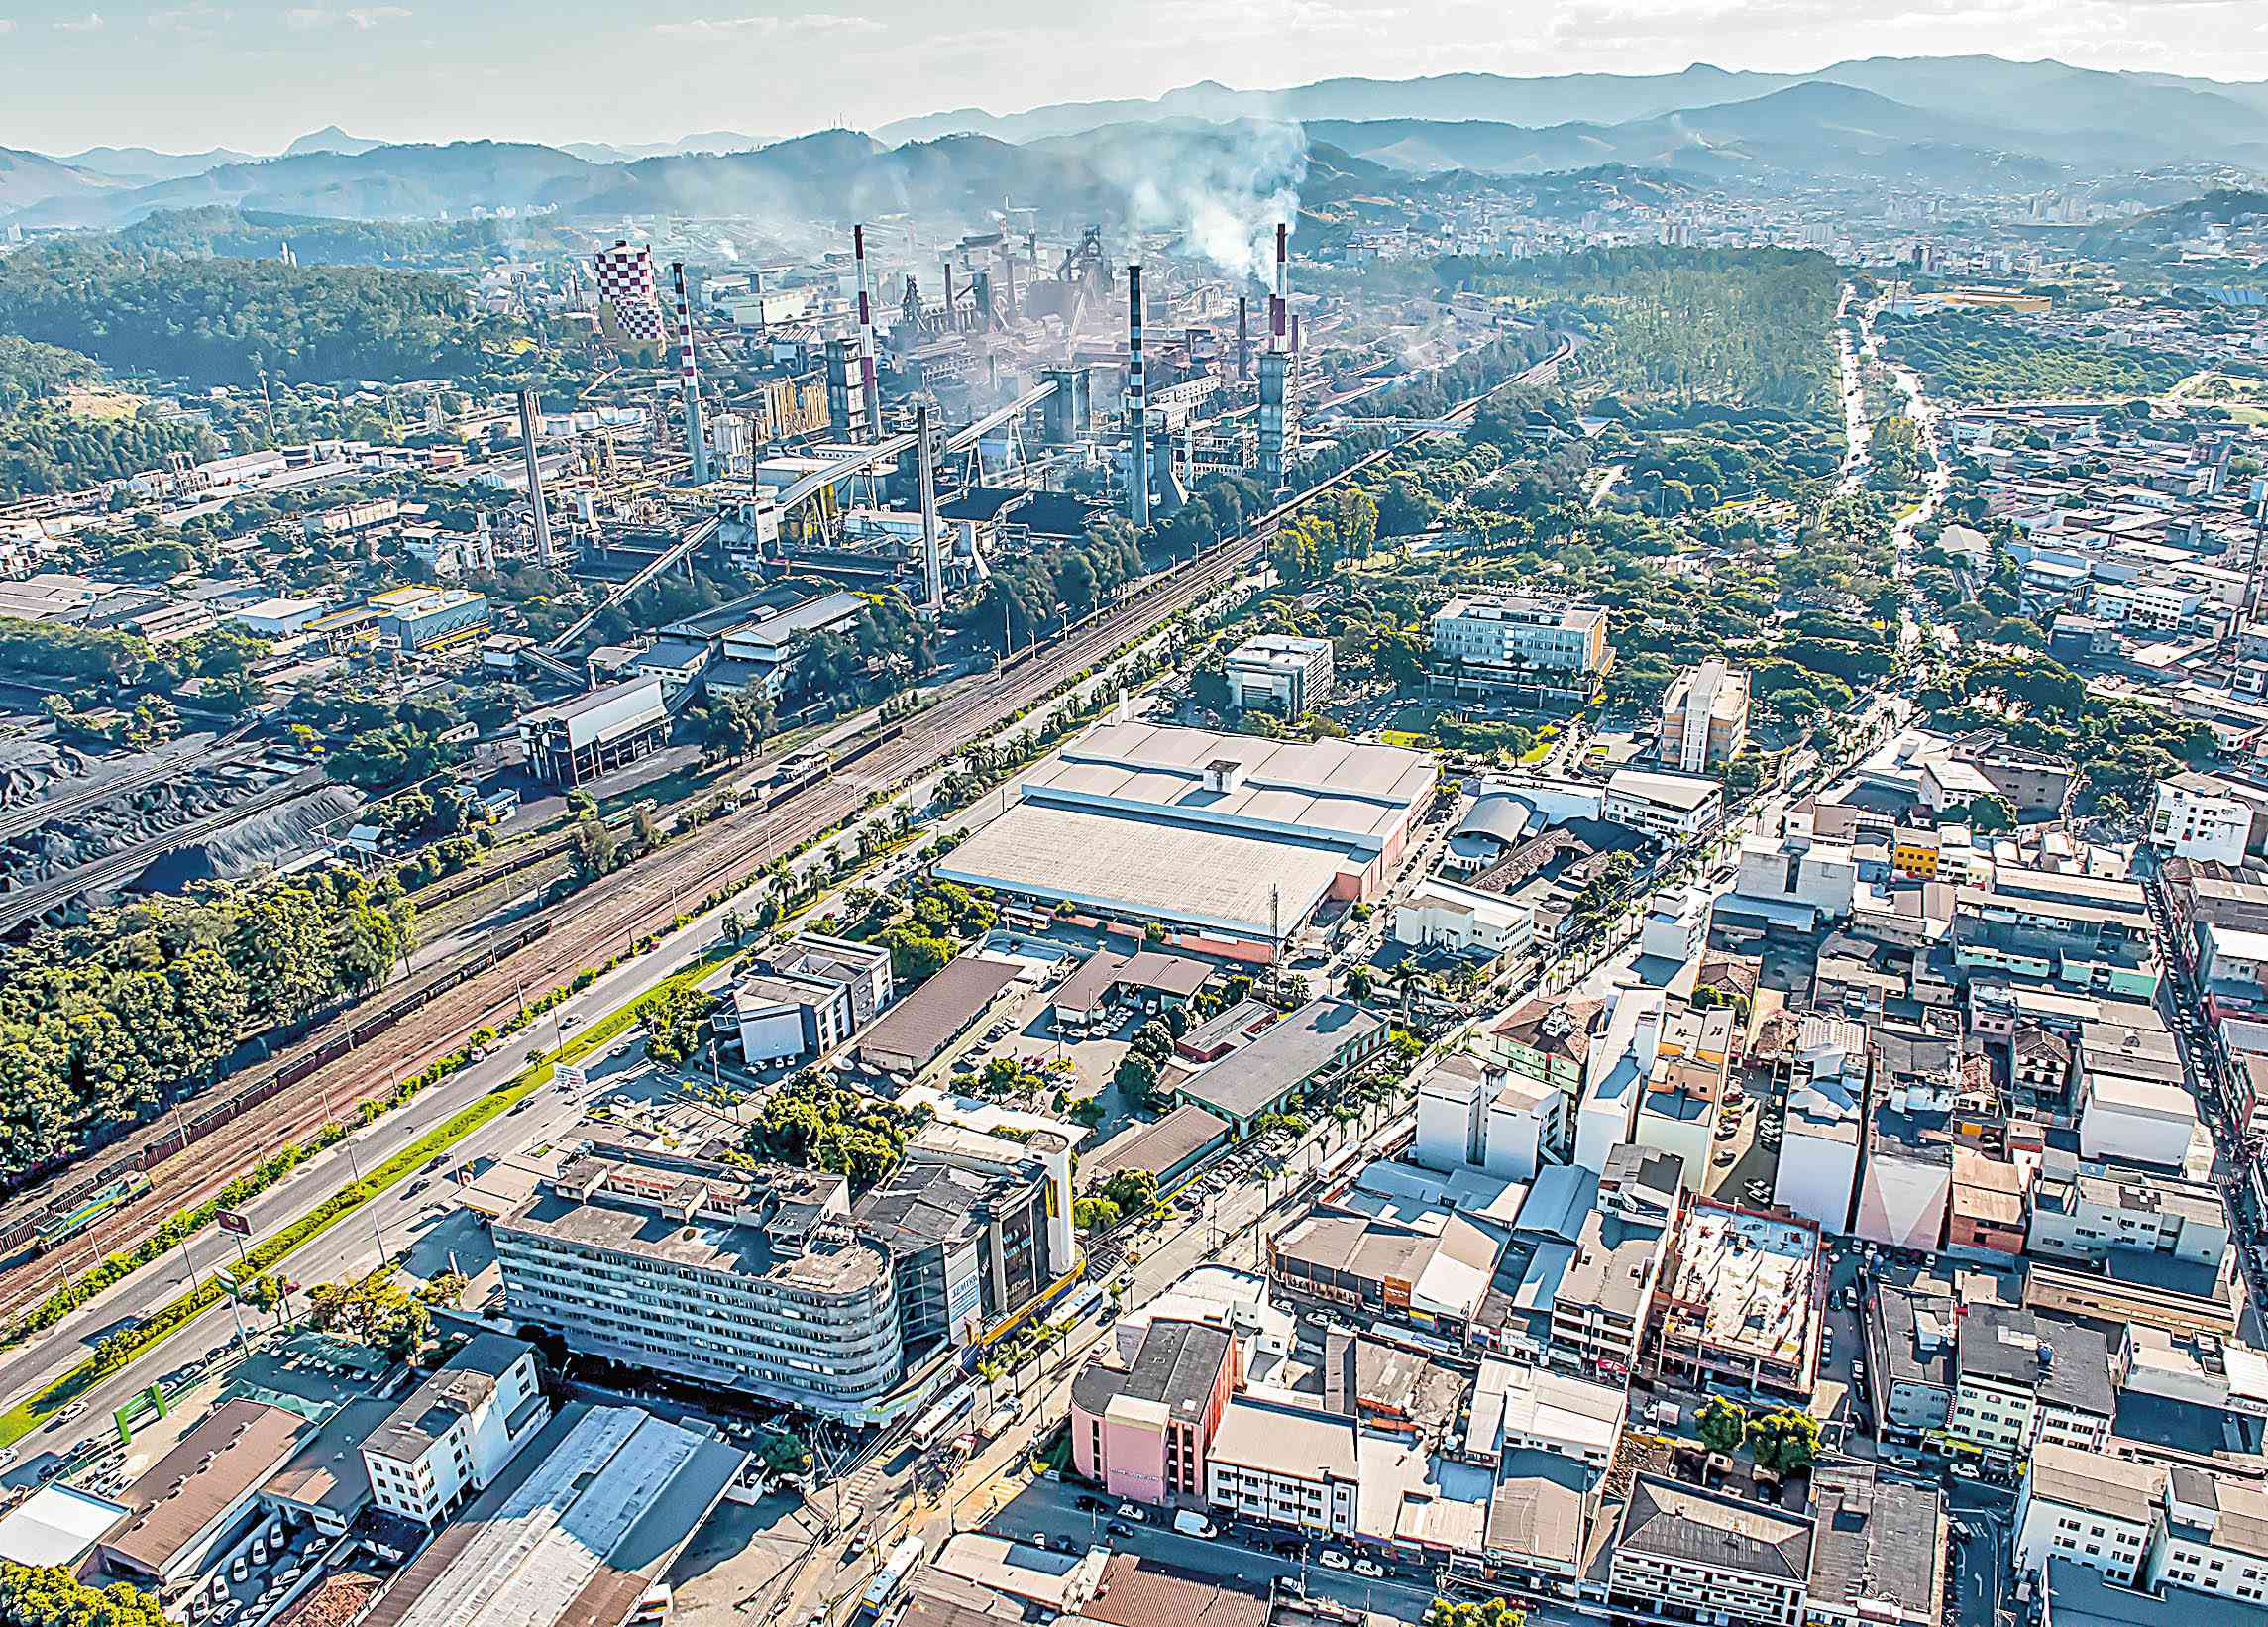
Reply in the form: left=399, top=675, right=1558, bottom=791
left=517, top=676, right=670, bottom=787
left=932, top=721, right=1436, bottom=961
left=493, top=1145, right=904, bottom=1418
left=370, top=586, right=489, bottom=653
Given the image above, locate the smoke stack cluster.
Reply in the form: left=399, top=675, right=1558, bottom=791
left=517, top=389, right=555, bottom=568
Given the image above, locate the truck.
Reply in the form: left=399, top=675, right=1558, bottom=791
left=1172, top=1511, right=1217, bottom=1539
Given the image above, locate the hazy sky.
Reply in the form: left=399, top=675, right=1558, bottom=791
left=8, top=0, right=2268, bottom=153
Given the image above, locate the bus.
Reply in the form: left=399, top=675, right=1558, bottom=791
left=911, top=1385, right=977, bottom=1451
left=861, top=1538, right=924, bottom=1610
left=36, top=1173, right=153, bottom=1253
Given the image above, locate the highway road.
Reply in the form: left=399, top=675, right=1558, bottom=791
left=0, top=893, right=743, bottom=1457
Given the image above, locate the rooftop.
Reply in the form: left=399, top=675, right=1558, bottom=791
left=855, top=954, right=1022, bottom=1071
left=1178, top=999, right=1381, bottom=1122
left=366, top=1333, right=532, bottom=1463
left=100, top=1399, right=307, bottom=1576
left=1806, top=1465, right=1946, bottom=1621
left=1617, top=1474, right=1814, bottom=1582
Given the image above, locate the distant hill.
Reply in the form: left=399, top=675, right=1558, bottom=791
left=283, top=126, right=385, bottom=158
left=56, top=145, right=257, bottom=183
left=878, top=54, right=2268, bottom=174
left=0, top=147, right=117, bottom=212
left=2077, top=188, right=2268, bottom=255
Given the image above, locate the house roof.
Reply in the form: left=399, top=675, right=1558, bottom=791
left=1617, top=1475, right=1814, bottom=1582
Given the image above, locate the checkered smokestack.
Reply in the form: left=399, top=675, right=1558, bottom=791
left=672, top=261, right=710, bottom=484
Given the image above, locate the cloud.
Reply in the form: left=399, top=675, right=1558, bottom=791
left=53, top=11, right=102, bottom=29
left=651, top=12, right=881, bottom=39
left=149, top=3, right=231, bottom=32
left=286, top=3, right=407, bottom=27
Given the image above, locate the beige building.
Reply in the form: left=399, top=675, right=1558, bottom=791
left=1657, top=659, right=1752, bottom=773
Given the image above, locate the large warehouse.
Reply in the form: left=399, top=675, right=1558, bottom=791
left=934, top=721, right=1437, bottom=958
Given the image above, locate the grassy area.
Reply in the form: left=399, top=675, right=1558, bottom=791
left=0, top=943, right=740, bottom=1449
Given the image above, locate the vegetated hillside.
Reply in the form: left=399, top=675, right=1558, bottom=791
left=1312, top=83, right=2073, bottom=187
left=1874, top=309, right=2198, bottom=403
left=118, top=205, right=578, bottom=268
left=0, top=334, right=220, bottom=499
left=1440, top=245, right=1844, bottom=413
left=2078, top=189, right=2268, bottom=255
left=0, top=239, right=515, bottom=388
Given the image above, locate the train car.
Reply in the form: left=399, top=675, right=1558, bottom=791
left=37, top=1172, right=153, bottom=1253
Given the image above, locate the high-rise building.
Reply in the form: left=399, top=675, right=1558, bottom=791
left=1657, top=659, right=1751, bottom=773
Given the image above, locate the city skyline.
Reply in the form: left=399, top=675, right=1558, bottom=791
left=7, top=0, right=2268, bottom=154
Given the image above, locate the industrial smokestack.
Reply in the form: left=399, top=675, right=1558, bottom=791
left=1127, top=264, right=1149, bottom=529
left=941, top=258, right=956, bottom=333
left=671, top=261, right=710, bottom=484
left=1272, top=222, right=1288, bottom=352
left=917, top=401, right=942, bottom=616
left=853, top=225, right=881, bottom=440
left=1237, top=295, right=1250, bottom=382
left=516, top=389, right=555, bottom=568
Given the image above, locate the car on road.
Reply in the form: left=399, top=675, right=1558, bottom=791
left=1105, top=1521, right=1134, bottom=1540
left=1115, top=1503, right=1146, bottom=1523
left=1271, top=1538, right=1306, bottom=1559
left=50, top=1402, right=87, bottom=1430
left=1075, top=1495, right=1106, bottom=1514
left=1319, top=1550, right=1351, bottom=1572
left=1352, top=1558, right=1386, bottom=1578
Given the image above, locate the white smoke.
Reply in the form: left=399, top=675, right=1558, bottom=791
left=1102, top=117, right=1308, bottom=284
left=714, top=235, right=739, bottom=260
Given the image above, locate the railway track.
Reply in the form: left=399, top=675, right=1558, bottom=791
left=0, top=376, right=1513, bottom=1313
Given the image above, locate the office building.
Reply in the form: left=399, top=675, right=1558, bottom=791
left=1430, top=595, right=1610, bottom=695
left=1223, top=634, right=1334, bottom=717
left=1950, top=1305, right=2116, bottom=1463
left=362, top=1334, right=549, bottom=1526
left=853, top=1124, right=1076, bottom=1351
left=493, top=1145, right=904, bottom=1418
left=1657, top=660, right=1751, bottom=773
left=729, top=933, right=895, bottom=1066
left=1070, top=1317, right=1242, bottom=1509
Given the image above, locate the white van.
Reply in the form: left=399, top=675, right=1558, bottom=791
left=1172, top=1511, right=1216, bottom=1539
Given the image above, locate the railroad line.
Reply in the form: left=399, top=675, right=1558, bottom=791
left=0, top=381, right=1498, bottom=1308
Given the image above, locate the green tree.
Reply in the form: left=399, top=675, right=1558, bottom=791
left=0, top=1563, right=168, bottom=1627
left=1747, top=1407, right=1821, bottom=1474
left=1695, top=1394, right=1748, bottom=1455
left=1113, top=1051, right=1160, bottom=1107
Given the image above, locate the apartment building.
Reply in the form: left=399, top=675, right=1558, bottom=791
left=1224, top=633, right=1334, bottom=716
left=1949, top=1305, right=2116, bottom=1464
left=1657, top=659, right=1752, bottom=773
left=1607, top=1476, right=1813, bottom=1627
left=1070, top=1317, right=1241, bottom=1509
left=1204, top=1395, right=1360, bottom=1537
left=1430, top=594, right=1609, bottom=694
left=2149, top=772, right=2268, bottom=866
left=361, top=1334, right=549, bottom=1526
left=2016, top=1445, right=2159, bottom=1588
left=493, top=1146, right=904, bottom=1418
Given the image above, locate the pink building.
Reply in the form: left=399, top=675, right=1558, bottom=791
left=1069, top=1318, right=1241, bottom=1509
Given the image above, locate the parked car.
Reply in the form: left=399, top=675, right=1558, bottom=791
left=1319, top=1550, right=1351, bottom=1572
left=1105, top=1521, right=1134, bottom=1540
left=1075, top=1495, right=1107, bottom=1514
left=1115, top=1503, right=1146, bottom=1523
left=1352, top=1558, right=1386, bottom=1578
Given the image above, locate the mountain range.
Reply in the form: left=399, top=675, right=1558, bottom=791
left=5, top=55, right=2268, bottom=232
